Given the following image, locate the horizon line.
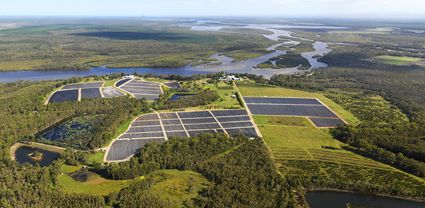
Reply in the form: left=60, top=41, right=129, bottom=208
left=1, top=15, right=425, bottom=21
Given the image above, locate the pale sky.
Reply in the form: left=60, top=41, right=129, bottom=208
left=1, top=0, right=424, bottom=19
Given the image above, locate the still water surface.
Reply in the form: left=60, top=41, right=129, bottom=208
left=306, top=191, right=425, bottom=208
left=15, top=146, right=60, bottom=167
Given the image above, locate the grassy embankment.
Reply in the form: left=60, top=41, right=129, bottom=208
left=239, top=85, right=425, bottom=199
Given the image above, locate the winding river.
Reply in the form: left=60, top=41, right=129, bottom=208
left=0, top=21, right=344, bottom=82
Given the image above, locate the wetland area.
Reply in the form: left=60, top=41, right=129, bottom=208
left=0, top=21, right=337, bottom=82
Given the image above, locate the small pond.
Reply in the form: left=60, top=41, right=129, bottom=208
left=14, top=146, right=60, bottom=167
left=306, top=191, right=425, bottom=208
left=169, top=93, right=195, bottom=101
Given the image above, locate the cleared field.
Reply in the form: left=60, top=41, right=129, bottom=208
left=57, top=164, right=132, bottom=196
left=62, top=82, right=103, bottom=90
left=106, top=109, right=258, bottom=162
left=118, top=79, right=163, bottom=100
left=245, top=97, right=344, bottom=127
left=199, top=82, right=241, bottom=110
left=253, top=116, right=310, bottom=127
left=58, top=164, right=209, bottom=200
left=48, top=89, right=79, bottom=103
left=373, top=55, right=425, bottom=67
left=239, top=86, right=359, bottom=125
left=148, top=170, right=211, bottom=207
left=255, top=122, right=341, bottom=149
left=102, top=87, right=126, bottom=98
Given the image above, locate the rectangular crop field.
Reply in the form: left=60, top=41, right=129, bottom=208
left=373, top=55, right=425, bottom=67
left=253, top=116, right=311, bottom=127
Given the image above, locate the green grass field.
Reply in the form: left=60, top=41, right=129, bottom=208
left=374, top=55, right=425, bottom=67
left=254, top=115, right=311, bottom=127
left=103, top=79, right=120, bottom=87
left=57, top=165, right=133, bottom=196
left=57, top=165, right=209, bottom=201
left=238, top=86, right=359, bottom=125
left=85, top=151, right=105, bottom=165
left=253, top=116, right=343, bottom=150
left=182, top=80, right=241, bottom=111
left=148, top=169, right=211, bottom=207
